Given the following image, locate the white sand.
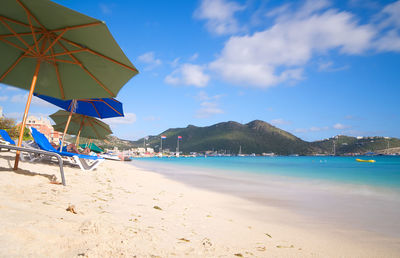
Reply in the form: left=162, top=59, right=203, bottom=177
left=0, top=151, right=399, bottom=257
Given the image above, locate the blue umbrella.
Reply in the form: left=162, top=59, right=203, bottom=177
left=34, top=93, right=124, bottom=119
left=34, top=93, right=124, bottom=149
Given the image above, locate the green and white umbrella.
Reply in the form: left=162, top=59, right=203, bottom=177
left=0, top=0, right=138, bottom=169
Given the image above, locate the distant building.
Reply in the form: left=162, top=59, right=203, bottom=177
left=0, top=106, right=3, bottom=118
left=25, top=115, right=62, bottom=143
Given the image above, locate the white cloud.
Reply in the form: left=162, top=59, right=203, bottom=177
left=194, top=0, right=245, bottom=35
left=143, top=116, right=160, bottom=122
left=170, top=57, right=180, bottom=68
left=10, top=94, right=26, bottom=103
left=378, top=1, right=400, bottom=28
left=318, top=61, right=350, bottom=72
left=3, top=112, right=22, bottom=119
left=196, top=91, right=223, bottom=101
left=104, top=113, right=137, bottom=125
left=4, top=86, right=21, bottom=92
left=294, top=125, right=329, bottom=133
left=0, top=96, right=8, bottom=101
left=294, top=123, right=350, bottom=133
left=4, top=112, right=48, bottom=121
left=195, top=91, right=224, bottom=118
left=32, top=96, right=54, bottom=107
left=10, top=94, right=54, bottom=107
left=138, top=52, right=162, bottom=71
left=196, top=101, right=224, bottom=118
left=333, top=123, right=348, bottom=130
left=189, top=53, right=199, bottom=61
left=165, top=64, right=210, bottom=87
left=210, top=1, right=375, bottom=88
left=270, top=118, right=291, bottom=126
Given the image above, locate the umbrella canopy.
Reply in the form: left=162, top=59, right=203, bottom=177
left=80, top=143, right=103, bottom=153
left=0, top=0, right=138, bottom=99
left=0, top=0, right=137, bottom=169
left=34, top=93, right=124, bottom=119
left=50, top=110, right=112, bottom=140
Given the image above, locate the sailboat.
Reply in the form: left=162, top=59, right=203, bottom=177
left=238, top=145, right=245, bottom=157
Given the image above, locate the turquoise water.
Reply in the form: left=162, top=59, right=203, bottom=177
left=132, top=156, right=400, bottom=237
left=133, top=156, right=400, bottom=189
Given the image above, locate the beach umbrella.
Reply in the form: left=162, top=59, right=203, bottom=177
left=34, top=93, right=124, bottom=148
left=80, top=143, right=103, bottom=153
left=34, top=93, right=124, bottom=119
left=0, top=0, right=138, bottom=169
left=50, top=110, right=112, bottom=142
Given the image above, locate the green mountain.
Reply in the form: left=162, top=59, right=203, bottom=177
left=133, top=120, right=316, bottom=155
left=78, top=120, right=400, bottom=155
left=130, top=120, right=400, bottom=155
left=311, top=135, right=400, bottom=155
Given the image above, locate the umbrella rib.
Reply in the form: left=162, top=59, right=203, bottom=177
left=49, top=22, right=102, bottom=34
left=42, top=29, right=67, bottom=56
left=91, top=118, right=112, bottom=133
left=55, top=40, right=115, bottom=97
left=86, top=118, right=102, bottom=139
left=90, top=102, right=102, bottom=118
left=26, top=12, right=39, bottom=53
left=60, top=37, right=138, bottom=72
left=43, top=48, right=87, bottom=58
left=0, top=19, right=34, bottom=51
left=0, top=38, right=32, bottom=53
left=49, top=46, right=65, bottom=99
left=0, top=34, right=44, bottom=81
left=0, top=54, right=25, bottom=81
left=102, top=100, right=123, bottom=116
left=16, top=0, right=47, bottom=31
left=0, top=15, right=41, bottom=30
left=0, top=31, right=43, bottom=39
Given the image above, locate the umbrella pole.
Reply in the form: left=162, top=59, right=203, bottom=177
left=60, top=110, right=73, bottom=151
left=14, top=60, right=41, bottom=170
left=75, top=129, right=81, bottom=146
left=75, top=117, right=85, bottom=146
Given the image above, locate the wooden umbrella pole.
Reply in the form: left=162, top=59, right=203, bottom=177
left=75, top=129, right=81, bottom=146
left=75, top=118, right=85, bottom=146
left=60, top=110, right=73, bottom=151
left=14, top=59, right=41, bottom=170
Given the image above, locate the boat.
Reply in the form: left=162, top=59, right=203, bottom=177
left=100, top=153, right=122, bottom=161
left=356, top=158, right=376, bottom=163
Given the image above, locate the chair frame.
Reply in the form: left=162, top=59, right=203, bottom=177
left=0, top=144, right=66, bottom=186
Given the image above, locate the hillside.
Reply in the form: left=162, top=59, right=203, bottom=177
left=70, top=120, right=400, bottom=155
left=312, top=135, right=400, bottom=155
left=132, top=120, right=316, bottom=155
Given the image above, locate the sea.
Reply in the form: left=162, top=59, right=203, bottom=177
left=131, top=156, right=400, bottom=238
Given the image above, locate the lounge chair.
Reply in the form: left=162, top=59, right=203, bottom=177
left=0, top=129, right=66, bottom=185
left=1, top=129, right=47, bottom=162
left=30, top=127, right=104, bottom=171
left=0, top=129, right=16, bottom=145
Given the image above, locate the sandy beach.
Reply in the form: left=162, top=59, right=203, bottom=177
left=0, top=152, right=399, bottom=257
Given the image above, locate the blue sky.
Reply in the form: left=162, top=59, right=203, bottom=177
left=1, top=0, right=400, bottom=141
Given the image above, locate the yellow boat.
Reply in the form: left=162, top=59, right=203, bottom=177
left=356, top=158, right=376, bottom=163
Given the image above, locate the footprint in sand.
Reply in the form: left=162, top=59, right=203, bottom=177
left=256, top=246, right=266, bottom=251
left=202, top=238, right=212, bottom=249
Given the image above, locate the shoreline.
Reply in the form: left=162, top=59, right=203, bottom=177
left=131, top=159, right=400, bottom=238
left=1, top=152, right=399, bottom=257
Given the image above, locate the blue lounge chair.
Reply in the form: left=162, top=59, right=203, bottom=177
left=30, top=127, right=104, bottom=171
left=0, top=129, right=66, bottom=185
left=0, top=129, right=16, bottom=145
